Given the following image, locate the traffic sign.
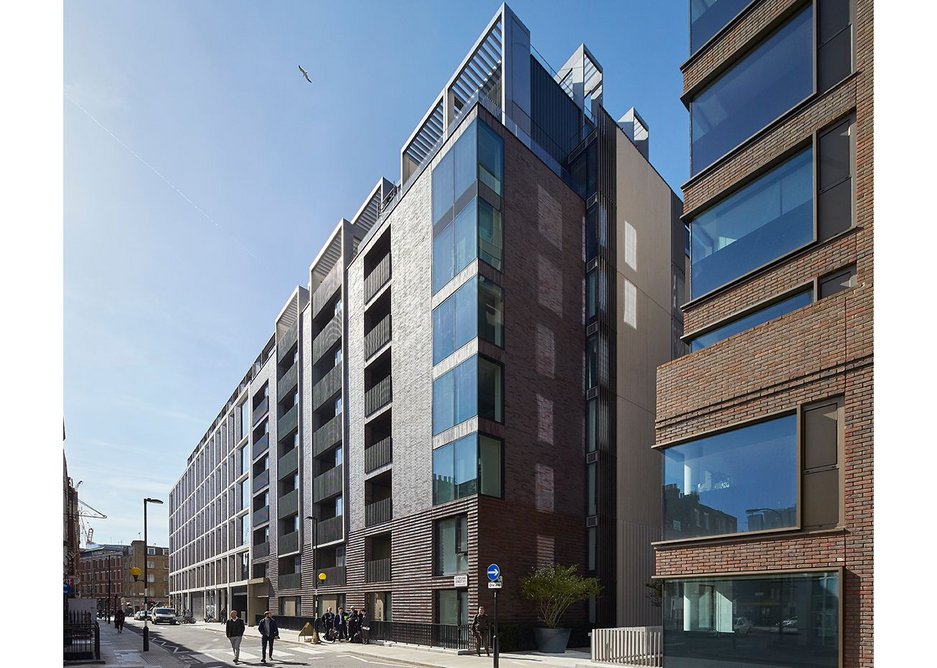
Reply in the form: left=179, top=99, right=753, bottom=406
left=488, top=580, right=502, bottom=589
left=64, top=583, right=72, bottom=595
left=487, top=564, right=501, bottom=581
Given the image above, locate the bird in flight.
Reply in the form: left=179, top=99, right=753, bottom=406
left=298, top=65, right=312, bottom=84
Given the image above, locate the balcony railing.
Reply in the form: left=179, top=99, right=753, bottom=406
left=252, top=506, right=269, bottom=526
left=364, top=314, right=392, bottom=360
left=252, top=397, right=269, bottom=425
left=313, top=362, right=342, bottom=409
left=313, top=312, right=342, bottom=361
left=278, top=489, right=298, bottom=518
left=278, top=447, right=298, bottom=478
left=252, top=433, right=269, bottom=459
left=365, top=558, right=392, bottom=583
left=365, top=376, right=392, bottom=416
left=277, top=363, right=298, bottom=402
left=254, top=541, right=270, bottom=559
left=313, top=414, right=342, bottom=457
left=279, top=404, right=298, bottom=437
left=279, top=531, right=300, bottom=556
left=316, top=565, right=346, bottom=587
left=365, top=437, right=393, bottom=473
left=279, top=571, right=302, bottom=590
left=313, top=465, right=343, bottom=502
left=364, top=253, right=392, bottom=303
left=312, top=261, right=342, bottom=317
left=317, top=515, right=343, bottom=544
left=365, top=498, right=393, bottom=527
left=277, top=322, right=298, bottom=362
left=253, top=468, right=269, bottom=491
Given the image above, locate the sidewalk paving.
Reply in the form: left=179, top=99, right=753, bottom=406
left=74, top=619, right=188, bottom=668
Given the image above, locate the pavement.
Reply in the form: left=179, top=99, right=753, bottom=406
left=67, top=618, right=617, bottom=668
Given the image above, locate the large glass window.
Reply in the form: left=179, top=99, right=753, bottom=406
left=662, top=414, right=798, bottom=540
left=478, top=357, right=503, bottom=424
left=433, top=434, right=503, bottom=504
left=690, top=6, right=813, bottom=175
left=690, top=0, right=753, bottom=54
left=663, top=571, right=840, bottom=668
left=689, top=289, right=813, bottom=351
left=478, top=199, right=503, bottom=270
left=433, top=277, right=503, bottom=364
left=433, top=356, right=503, bottom=434
left=477, top=121, right=503, bottom=196
left=690, top=148, right=813, bottom=298
left=436, top=589, right=469, bottom=626
left=434, top=515, right=468, bottom=576
left=239, top=401, right=249, bottom=439
left=478, top=277, right=503, bottom=348
left=433, top=199, right=478, bottom=294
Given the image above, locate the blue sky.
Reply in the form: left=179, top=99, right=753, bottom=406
left=63, top=0, right=688, bottom=547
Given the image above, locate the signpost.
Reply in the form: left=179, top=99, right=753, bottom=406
left=487, top=565, right=502, bottom=667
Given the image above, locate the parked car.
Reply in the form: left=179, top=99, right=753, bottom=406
left=733, top=617, right=752, bottom=635
left=152, top=608, right=178, bottom=625
left=133, top=610, right=146, bottom=621
left=782, top=616, right=799, bottom=633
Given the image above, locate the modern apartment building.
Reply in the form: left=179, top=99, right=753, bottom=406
left=80, top=541, right=171, bottom=613
left=654, top=0, right=872, bottom=666
left=171, top=4, right=685, bottom=632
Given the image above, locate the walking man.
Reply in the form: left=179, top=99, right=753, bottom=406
left=225, top=610, right=245, bottom=664
left=323, top=607, right=335, bottom=642
left=334, top=606, right=348, bottom=641
left=259, top=610, right=280, bottom=663
left=471, top=605, right=491, bottom=657
left=113, top=609, right=125, bottom=634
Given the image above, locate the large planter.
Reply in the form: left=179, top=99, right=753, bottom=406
left=533, top=627, right=571, bottom=653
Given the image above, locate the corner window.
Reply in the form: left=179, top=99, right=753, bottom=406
left=433, top=434, right=503, bottom=504
left=434, top=515, right=468, bottom=576
left=432, top=277, right=503, bottom=364
left=690, top=0, right=753, bottom=54
left=432, top=356, right=503, bottom=434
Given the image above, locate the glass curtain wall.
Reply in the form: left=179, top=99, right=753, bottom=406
left=433, top=434, right=503, bottom=504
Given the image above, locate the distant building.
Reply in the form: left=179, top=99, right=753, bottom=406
left=79, top=541, right=170, bottom=613
left=63, top=453, right=81, bottom=597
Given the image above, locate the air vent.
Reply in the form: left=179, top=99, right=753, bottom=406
left=585, top=451, right=598, bottom=464
left=586, top=516, right=598, bottom=528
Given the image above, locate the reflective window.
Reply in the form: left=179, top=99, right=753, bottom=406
left=478, top=198, right=503, bottom=271
left=586, top=462, right=597, bottom=515
left=586, top=399, right=597, bottom=452
left=691, top=148, right=813, bottom=298
left=433, top=356, right=502, bottom=434
left=435, top=589, right=469, bottom=626
left=433, top=434, right=503, bottom=504
left=478, top=357, right=503, bottom=424
left=663, top=571, right=840, bottom=668
left=819, top=266, right=856, bottom=299
left=478, top=277, right=503, bottom=348
left=586, top=270, right=597, bottom=321
left=239, top=401, right=249, bottom=439
left=432, top=199, right=477, bottom=293
left=478, top=435, right=503, bottom=498
left=586, top=335, right=598, bottom=388
left=432, top=277, right=503, bottom=364
left=454, top=122, right=478, bottom=203
left=432, top=150, right=454, bottom=225
left=691, top=6, right=813, bottom=175
left=434, top=515, right=468, bottom=576
left=690, top=0, right=752, bottom=54
left=817, top=117, right=854, bottom=241
left=689, top=289, right=813, bottom=351
left=478, top=121, right=503, bottom=196
left=663, top=414, right=797, bottom=540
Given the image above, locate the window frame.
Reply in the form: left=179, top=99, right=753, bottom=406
left=433, top=514, right=469, bottom=576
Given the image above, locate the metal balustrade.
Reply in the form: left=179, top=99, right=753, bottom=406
left=279, top=531, right=300, bottom=556
left=591, top=626, right=663, bottom=666
left=364, top=437, right=393, bottom=473
left=278, top=489, right=298, bottom=518
left=313, top=415, right=342, bottom=457
left=365, top=497, right=393, bottom=527
left=365, top=376, right=392, bottom=416
left=313, top=313, right=342, bottom=360
left=313, top=464, right=343, bottom=502
left=365, top=557, right=392, bottom=583
left=364, top=314, right=392, bottom=360
left=317, top=516, right=343, bottom=544
left=313, top=362, right=342, bottom=409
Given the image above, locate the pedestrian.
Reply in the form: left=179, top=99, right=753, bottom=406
left=348, top=608, right=359, bottom=642
left=258, top=610, right=280, bottom=663
left=220, top=606, right=227, bottom=624
left=471, top=605, right=491, bottom=657
left=359, top=609, right=369, bottom=644
left=114, top=609, right=125, bottom=634
left=225, top=610, right=246, bottom=664
left=323, top=607, right=335, bottom=642
left=334, top=606, right=348, bottom=641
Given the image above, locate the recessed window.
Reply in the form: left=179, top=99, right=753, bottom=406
left=689, top=288, right=813, bottom=351
left=802, top=397, right=842, bottom=529
left=434, top=515, right=468, bottom=576
left=819, top=265, right=856, bottom=298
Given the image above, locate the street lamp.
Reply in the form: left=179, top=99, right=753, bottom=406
left=143, top=497, right=163, bottom=651
left=305, top=515, right=321, bottom=644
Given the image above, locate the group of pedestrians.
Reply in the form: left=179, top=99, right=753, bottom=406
left=224, top=610, right=280, bottom=664
left=319, top=606, right=368, bottom=643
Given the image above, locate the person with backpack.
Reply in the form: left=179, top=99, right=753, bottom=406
left=224, top=610, right=245, bottom=664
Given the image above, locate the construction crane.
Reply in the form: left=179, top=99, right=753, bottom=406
left=78, top=498, right=107, bottom=546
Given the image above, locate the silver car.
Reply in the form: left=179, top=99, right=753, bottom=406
left=152, top=607, right=178, bottom=624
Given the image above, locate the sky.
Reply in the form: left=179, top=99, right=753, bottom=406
left=63, top=0, right=689, bottom=548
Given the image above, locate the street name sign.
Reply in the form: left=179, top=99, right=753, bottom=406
left=454, top=574, right=468, bottom=587
left=488, top=580, right=503, bottom=589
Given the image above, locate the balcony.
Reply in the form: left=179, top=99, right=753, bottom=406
left=278, top=489, right=299, bottom=518
left=279, top=571, right=302, bottom=590
left=313, top=312, right=342, bottom=361
left=279, top=531, right=300, bottom=556
left=254, top=542, right=270, bottom=559
left=313, top=362, right=343, bottom=409
left=279, top=404, right=298, bottom=437
left=365, top=377, right=392, bottom=416
left=317, top=515, right=344, bottom=544
left=277, top=364, right=298, bottom=402
left=364, top=314, right=392, bottom=360
left=252, top=506, right=269, bottom=526
left=313, top=465, right=343, bottom=503
left=253, top=469, right=269, bottom=491
left=252, top=433, right=270, bottom=459
left=312, top=261, right=342, bottom=317
left=365, top=498, right=393, bottom=528
left=364, top=254, right=391, bottom=303
left=278, top=447, right=299, bottom=477
left=316, top=565, right=346, bottom=587
left=252, top=397, right=269, bottom=425
left=365, top=437, right=393, bottom=473
left=365, top=558, right=392, bottom=583
left=277, top=322, right=298, bottom=362
left=313, top=414, right=342, bottom=457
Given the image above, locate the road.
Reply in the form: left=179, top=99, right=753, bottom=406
left=123, top=619, right=411, bottom=667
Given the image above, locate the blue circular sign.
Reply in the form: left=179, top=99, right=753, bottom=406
left=64, top=583, right=72, bottom=595
left=487, top=564, right=501, bottom=582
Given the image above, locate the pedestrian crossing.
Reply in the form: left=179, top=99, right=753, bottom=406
left=193, top=642, right=335, bottom=664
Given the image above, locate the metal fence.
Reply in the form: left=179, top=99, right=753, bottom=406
left=64, top=611, right=100, bottom=662
left=591, top=626, right=663, bottom=666
left=366, top=620, right=470, bottom=650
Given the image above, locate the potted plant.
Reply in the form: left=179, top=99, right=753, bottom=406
left=519, top=564, right=601, bottom=653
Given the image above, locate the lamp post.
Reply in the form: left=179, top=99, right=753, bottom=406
left=143, top=497, right=163, bottom=651
left=305, top=515, right=320, bottom=643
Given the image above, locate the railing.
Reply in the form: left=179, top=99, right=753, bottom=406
left=365, top=376, right=392, bottom=416
left=313, top=465, right=343, bottom=502
left=278, top=404, right=298, bottom=437
left=313, top=362, right=343, bottom=409
left=252, top=433, right=269, bottom=459
left=316, top=564, right=346, bottom=587
left=64, top=611, right=100, bottom=661
left=365, top=437, right=393, bottom=473
left=278, top=489, right=299, bottom=518
left=364, top=253, right=392, bottom=303
left=313, top=414, right=342, bottom=457
left=591, top=626, right=663, bottom=667
left=278, top=571, right=301, bottom=590
left=277, top=322, right=298, bottom=361
left=280, top=530, right=300, bottom=555
left=254, top=541, right=270, bottom=559
left=252, top=506, right=269, bottom=526
left=252, top=397, right=269, bottom=425
left=313, top=312, right=342, bottom=361
left=317, top=516, right=343, bottom=544
left=253, top=468, right=269, bottom=491
left=365, top=497, right=393, bottom=527
left=364, top=314, right=392, bottom=360
left=366, top=620, right=471, bottom=650
left=312, top=261, right=342, bottom=316
left=277, top=363, right=298, bottom=401
left=278, top=447, right=299, bottom=477
left=365, top=557, right=392, bottom=583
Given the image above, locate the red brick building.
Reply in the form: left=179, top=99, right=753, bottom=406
left=654, top=0, right=872, bottom=666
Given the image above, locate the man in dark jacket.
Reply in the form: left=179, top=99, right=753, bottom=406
left=471, top=606, right=491, bottom=657
left=334, top=606, right=348, bottom=641
left=323, top=607, right=335, bottom=641
left=258, top=611, right=280, bottom=663
left=225, top=610, right=246, bottom=664
left=113, top=609, right=125, bottom=633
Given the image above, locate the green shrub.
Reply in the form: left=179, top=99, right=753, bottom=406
left=519, top=564, right=601, bottom=628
